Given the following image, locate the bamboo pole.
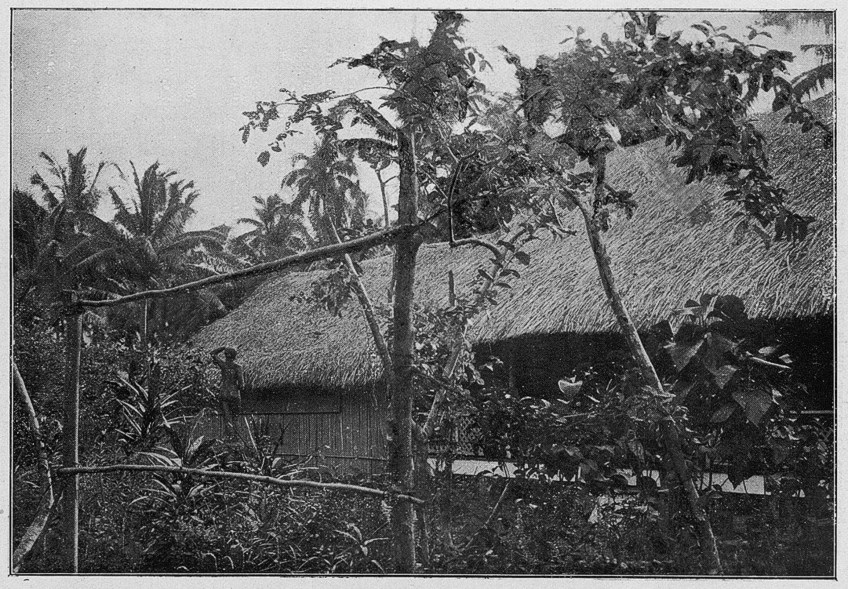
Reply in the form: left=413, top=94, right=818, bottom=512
left=55, top=464, right=424, bottom=505
left=61, top=297, right=82, bottom=573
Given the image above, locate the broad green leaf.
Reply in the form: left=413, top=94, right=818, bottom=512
left=558, top=379, right=583, bottom=398
left=710, top=403, right=736, bottom=423
left=732, top=387, right=773, bottom=426
left=710, top=364, right=738, bottom=389
left=665, top=339, right=703, bottom=372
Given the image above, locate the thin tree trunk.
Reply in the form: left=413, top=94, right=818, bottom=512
left=12, top=363, right=55, bottom=572
left=461, top=478, right=512, bottom=551
left=413, top=424, right=432, bottom=569
left=388, top=128, right=420, bottom=573
left=575, top=152, right=723, bottom=575
left=329, top=221, right=392, bottom=372
left=376, top=168, right=392, bottom=229
left=421, top=232, right=526, bottom=439
left=416, top=236, right=521, bottom=551
left=141, top=298, right=151, bottom=393
left=62, top=308, right=82, bottom=573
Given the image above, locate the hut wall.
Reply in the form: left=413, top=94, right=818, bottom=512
left=481, top=315, right=833, bottom=408
left=196, top=387, right=388, bottom=476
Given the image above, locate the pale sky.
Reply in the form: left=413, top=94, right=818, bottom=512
left=11, top=9, right=833, bottom=232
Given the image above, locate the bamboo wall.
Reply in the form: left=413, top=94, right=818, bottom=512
left=196, top=387, right=388, bottom=475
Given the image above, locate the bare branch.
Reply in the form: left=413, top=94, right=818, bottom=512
left=748, top=355, right=792, bottom=371
left=412, top=367, right=466, bottom=396
left=450, top=237, right=503, bottom=261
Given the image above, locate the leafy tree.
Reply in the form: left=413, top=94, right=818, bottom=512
left=757, top=11, right=833, bottom=36
left=12, top=188, right=51, bottom=304
left=240, top=9, right=831, bottom=574
left=241, top=10, right=490, bottom=571
left=757, top=13, right=834, bottom=104
left=500, top=12, right=829, bottom=573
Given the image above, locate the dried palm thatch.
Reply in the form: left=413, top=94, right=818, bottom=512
left=195, top=97, right=833, bottom=392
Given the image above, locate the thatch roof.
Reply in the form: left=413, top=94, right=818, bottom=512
left=195, top=97, right=833, bottom=391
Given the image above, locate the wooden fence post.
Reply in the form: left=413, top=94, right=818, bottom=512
left=62, top=292, right=82, bottom=573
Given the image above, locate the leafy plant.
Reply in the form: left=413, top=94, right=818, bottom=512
left=658, top=293, right=832, bottom=494
left=112, top=376, right=180, bottom=455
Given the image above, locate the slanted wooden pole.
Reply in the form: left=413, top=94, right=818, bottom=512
left=75, top=223, right=418, bottom=309
left=61, top=292, right=82, bottom=573
left=575, top=152, right=723, bottom=574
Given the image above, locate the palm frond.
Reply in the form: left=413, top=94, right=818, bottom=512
left=151, top=202, right=195, bottom=246
left=38, top=151, right=69, bottom=197
left=29, top=171, right=60, bottom=209
left=129, top=161, right=143, bottom=199
left=237, top=217, right=263, bottom=228
left=791, top=62, right=834, bottom=101
left=337, top=137, right=397, bottom=166
left=330, top=95, right=397, bottom=140
left=109, top=187, right=138, bottom=235
left=158, top=230, right=227, bottom=255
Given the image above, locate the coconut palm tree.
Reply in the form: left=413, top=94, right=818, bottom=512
left=283, top=136, right=369, bottom=245
left=20, top=148, right=120, bottom=311
left=234, top=193, right=312, bottom=263
left=101, top=162, right=237, bottom=348
left=107, top=162, right=230, bottom=283
left=29, top=147, right=110, bottom=214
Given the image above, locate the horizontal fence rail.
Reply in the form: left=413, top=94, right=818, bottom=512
left=56, top=464, right=424, bottom=505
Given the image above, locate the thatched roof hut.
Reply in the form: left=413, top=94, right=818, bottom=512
left=196, top=97, right=833, bottom=394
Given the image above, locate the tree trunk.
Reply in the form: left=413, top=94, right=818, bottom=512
left=62, top=308, right=82, bottom=573
left=12, top=363, right=55, bottom=572
left=141, top=298, right=150, bottom=385
left=575, top=152, right=723, bottom=574
left=329, top=221, right=392, bottom=372
left=388, top=128, right=420, bottom=573
left=376, top=168, right=392, bottom=229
